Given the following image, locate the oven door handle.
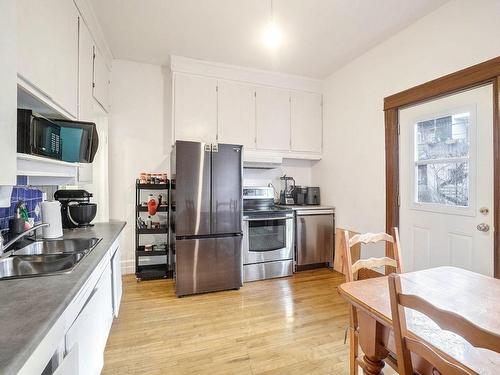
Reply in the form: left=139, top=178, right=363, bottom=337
left=243, top=216, right=294, bottom=221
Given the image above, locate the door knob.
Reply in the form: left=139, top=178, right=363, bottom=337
left=477, top=223, right=490, bottom=232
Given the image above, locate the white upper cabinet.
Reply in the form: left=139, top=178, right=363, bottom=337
left=218, top=80, right=256, bottom=149
left=17, top=0, right=79, bottom=118
left=79, top=20, right=94, bottom=122
left=174, top=73, right=218, bottom=143
left=255, top=86, right=291, bottom=151
left=290, top=91, right=322, bottom=153
left=0, top=0, right=16, bottom=185
left=93, top=46, right=111, bottom=112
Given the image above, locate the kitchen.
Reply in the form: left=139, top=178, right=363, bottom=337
left=1, top=1, right=500, bottom=375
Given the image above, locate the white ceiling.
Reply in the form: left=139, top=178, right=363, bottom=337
left=90, top=0, right=449, bottom=79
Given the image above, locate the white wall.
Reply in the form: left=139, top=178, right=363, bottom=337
left=109, top=60, right=169, bottom=274
left=312, top=0, right=500, bottom=235
left=243, top=159, right=313, bottom=199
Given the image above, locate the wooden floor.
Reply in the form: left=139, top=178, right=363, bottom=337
left=102, top=269, right=352, bottom=375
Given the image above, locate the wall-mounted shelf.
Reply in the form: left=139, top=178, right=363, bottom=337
left=17, top=153, right=78, bottom=185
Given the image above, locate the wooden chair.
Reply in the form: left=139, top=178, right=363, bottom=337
left=343, top=228, right=403, bottom=375
left=388, top=273, right=500, bottom=375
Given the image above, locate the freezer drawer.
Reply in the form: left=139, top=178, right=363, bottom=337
left=296, top=212, right=334, bottom=266
left=175, top=236, right=242, bottom=296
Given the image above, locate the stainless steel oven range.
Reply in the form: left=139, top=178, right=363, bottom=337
left=243, top=186, right=294, bottom=282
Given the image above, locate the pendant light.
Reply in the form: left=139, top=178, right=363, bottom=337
left=262, top=0, right=283, bottom=49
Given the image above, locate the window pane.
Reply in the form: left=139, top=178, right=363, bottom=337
left=416, top=162, right=469, bottom=206
left=416, top=112, right=470, bottom=161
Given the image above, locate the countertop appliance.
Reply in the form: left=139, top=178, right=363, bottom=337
left=171, top=141, right=243, bottom=297
left=292, top=186, right=307, bottom=206
left=279, top=175, right=296, bottom=205
left=243, top=186, right=294, bottom=282
left=54, top=190, right=97, bottom=229
left=305, top=187, right=321, bottom=205
left=17, top=109, right=99, bottom=163
left=295, top=207, right=334, bottom=270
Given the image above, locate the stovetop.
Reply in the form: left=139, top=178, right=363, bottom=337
left=243, top=202, right=293, bottom=218
left=242, top=186, right=293, bottom=217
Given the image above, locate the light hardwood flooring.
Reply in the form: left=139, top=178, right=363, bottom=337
left=102, top=269, right=353, bottom=375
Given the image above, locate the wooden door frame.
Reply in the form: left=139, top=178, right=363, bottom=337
left=384, top=56, right=500, bottom=277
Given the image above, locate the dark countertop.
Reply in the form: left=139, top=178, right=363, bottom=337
left=0, top=221, right=126, bottom=375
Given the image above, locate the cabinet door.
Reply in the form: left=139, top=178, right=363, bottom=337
left=65, top=267, right=112, bottom=375
left=17, top=0, right=55, bottom=97
left=291, top=91, right=322, bottom=153
left=78, top=20, right=94, bottom=122
left=0, top=0, right=16, bottom=185
left=17, top=0, right=79, bottom=117
left=111, top=245, right=123, bottom=318
left=52, top=0, right=79, bottom=117
left=174, top=73, right=217, bottom=143
left=53, top=345, right=78, bottom=375
left=256, top=86, right=290, bottom=151
left=93, top=46, right=111, bottom=111
left=218, top=80, right=256, bottom=148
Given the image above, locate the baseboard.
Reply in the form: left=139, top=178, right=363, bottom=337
left=121, top=259, right=135, bottom=275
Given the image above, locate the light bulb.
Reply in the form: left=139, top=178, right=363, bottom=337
left=262, top=22, right=283, bottom=49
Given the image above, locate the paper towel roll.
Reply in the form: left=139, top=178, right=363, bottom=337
left=41, top=201, right=63, bottom=238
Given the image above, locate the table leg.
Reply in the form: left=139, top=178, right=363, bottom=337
left=356, top=310, right=390, bottom=375
left=363, top=355, right=385, bottom=375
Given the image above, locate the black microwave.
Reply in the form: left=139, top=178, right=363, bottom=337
left=17, top=109, right=99, bottom=163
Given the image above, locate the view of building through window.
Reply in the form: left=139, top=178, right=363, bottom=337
left=415, top=112, right=470, bottom=207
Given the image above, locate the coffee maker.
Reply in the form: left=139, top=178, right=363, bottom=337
left=279, top=175, right=296, bottom=205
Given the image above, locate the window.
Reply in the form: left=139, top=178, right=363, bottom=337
left=414, top=112, right=470, bottom=207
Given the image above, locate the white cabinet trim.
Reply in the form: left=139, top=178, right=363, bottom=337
left=171, top=55, right=323, bottom=94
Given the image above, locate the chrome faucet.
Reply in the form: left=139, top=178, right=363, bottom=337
left=0, top=223, right=50, bottom=258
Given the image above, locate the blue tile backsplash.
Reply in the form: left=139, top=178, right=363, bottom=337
left=0, top=186, right=43, bottom=230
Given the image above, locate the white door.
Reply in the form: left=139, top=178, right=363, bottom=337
left=399, top=84, right=494, bottom=276
left=218, top=80, right=256, bottom=148
left=174, top=73, right=218, bottom=143
left=256, top=86, right=291, bottom=151
left=290, top=91, right=323, bottom=153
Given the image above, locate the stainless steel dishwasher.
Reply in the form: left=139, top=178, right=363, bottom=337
left=295, top=208, right=335, bottom=270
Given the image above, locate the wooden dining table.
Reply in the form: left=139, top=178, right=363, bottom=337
left=338, top=266, right=500, bottom=375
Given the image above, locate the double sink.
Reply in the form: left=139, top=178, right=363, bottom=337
left=0, top=238, right=101, bottom=280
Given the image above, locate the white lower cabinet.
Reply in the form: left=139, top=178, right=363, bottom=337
left=53, top=345, right=78, bottom=375
left=111, top=245, right=123, bottom=318
left=65, top=266, right=113, bottom=375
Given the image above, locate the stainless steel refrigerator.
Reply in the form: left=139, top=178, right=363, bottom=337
left=171, top=141, right=243, bottom=296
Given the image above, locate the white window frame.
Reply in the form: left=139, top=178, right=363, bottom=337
left=409, top=104, right=477, bottom=217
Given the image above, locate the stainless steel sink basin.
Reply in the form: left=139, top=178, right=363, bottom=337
left=0, top=253, right=84, bottom=280
left=13, top=238, right=101, bottom=256
left=0, top=237, right=102, bottom=280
